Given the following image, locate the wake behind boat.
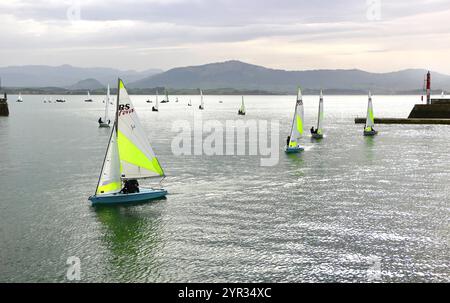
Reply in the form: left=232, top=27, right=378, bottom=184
left=285, top=87, right=304, bottom=153
left=88, top=79, right=167, bottom=206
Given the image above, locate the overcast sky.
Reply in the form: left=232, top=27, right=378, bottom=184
left=1, top=0, right=450, bottom=73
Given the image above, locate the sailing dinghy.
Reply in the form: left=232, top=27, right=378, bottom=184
left=311, top=90, right=324, bottom=139
left=363, top=91, right=378, bottom=136
left=85, top=91, right=93, bottom=102
left=285, top=88, right=304, bottom=153
left=99, top=85, right=111, bottom=127
left=199, top=89, right=204, bottom=110
left=88, top=79, right=167, bottom=206
left=238, top=96, right=246, bottom=115
left=17, top=93, right=23, bottom=102
left=152, top=90, right=159, bottom=112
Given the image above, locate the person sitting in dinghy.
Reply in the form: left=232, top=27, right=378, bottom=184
left=98, top=117, right=103, bottom=124
left=286, top=136, right=290, bottom=147
left=310, top=127, right=318, bottom=134
left=121, top=179, right=140, bottom=194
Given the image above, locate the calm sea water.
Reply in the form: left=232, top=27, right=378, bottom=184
left=0, top=94, right=448, bottom=282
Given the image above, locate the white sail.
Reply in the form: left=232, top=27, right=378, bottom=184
left=155, top=90, right=159, bottom=110
left=365, top=91, right=375, bottom=131
left=96, top=126, right=121, bottom=195
left=87, top=91, right=91, bottom=98
left=18, top=93, right=22, bottom=101
left=104, top=85, right=110, bottom=122
left=316, top=90, right=324, bottom=135
left=240, top=96, right=246, bottom=113
left=200, top=89, right=204, bottom=108
left=288, top=88, right=304, bottom=147
left=117, top=79, right=164, bottom=179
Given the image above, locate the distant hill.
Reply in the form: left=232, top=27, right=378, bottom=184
left=0, top=65, right=162, bottom=88
left=129, top=60, right=450, bottom=93
left=68, top=78, right=105, bottom=90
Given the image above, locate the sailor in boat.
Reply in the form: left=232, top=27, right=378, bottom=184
left=310, top=126, right=318, bottom=134
left=98, top=117, right=103, bottom=124
left=120, top=179, right=140, bottom=194
left=286, top=135, right=290, bottom=147
left=365, top=126, right=376, bottom=133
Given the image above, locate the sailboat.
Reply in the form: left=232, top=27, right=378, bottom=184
left=85, top=91, right=93, bottom=102
left=16, top=93, right=23, bottom=102
left=238, top=96, right=246, bottom=115
left=188, top=99, right=192, bottom=106
left=152, top=90, right=159, bottom=112
left=99, top=85, right=111, bottom=128
left=363, top=91, right=378, bottom=136
left=311, top=90, right=324, bottom=139
left=199, top=89, right=204, bottom=110
left=285, top=87, right=304, bottom=153
left=88, top=79, right=167, bottom=206
left=161, top=89, right=169, bottom=103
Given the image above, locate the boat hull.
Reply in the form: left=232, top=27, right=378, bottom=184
left=99, top=123, right=110, bottom=128
left=363, top=130, right=378, bottom=136
left=88, top=188, right=167, bottom=206
left=311, top=133, right=323, bottom=139
left=285, top=146, right=304, bottom=153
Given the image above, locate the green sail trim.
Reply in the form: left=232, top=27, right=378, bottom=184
left=97, top=181, right=121, bottom=195
left=289, top=141, right=297, bottom=147
left=369, top=108, right=374, bottom=124
left=117, top=131, right=164, bottom=176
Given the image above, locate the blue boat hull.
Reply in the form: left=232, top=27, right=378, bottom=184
left=285, top=146, right=304, bottom=153
left=88, top=188, right=167, bottom=206
left=363, top=130, right=378, bottom=136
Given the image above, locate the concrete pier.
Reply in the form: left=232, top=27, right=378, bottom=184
left=355, top=117, right=450, bottom=124
left=0, top=93, right=9, bottom=117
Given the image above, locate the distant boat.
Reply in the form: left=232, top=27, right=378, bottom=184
left=285, top=87, right=304, bottom=153
left=56, top=98, right=66, bottom=103
left=311, top=90, right=324, bottom=139
left=198, top=89, right=204, bottom=110
left=88, top=79, right=167, bottom=206
left=238, top=96, right=246, bottom=115
left=16, top=93, right=23, bottom=102
left=160, top=89, right=169, bottom=103
left=146, top=99, right=152, bottom=103
left=363, top=91, right=378, bottom=136
left=219, top=100, right=223, bottom=103
left=99, top=85, right=111, bottom=128
left=442, top=91, right=446, bottom=98
left=85, top=91, right=93, bottom=102
left=188, top=99, right=192, bottom=106
left=152, top=90, right=159, bottom=112
left=175, top=97, right=179, bottom=103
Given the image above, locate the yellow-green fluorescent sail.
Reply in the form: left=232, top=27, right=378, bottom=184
left=296, top=115, right=303, bottom=135
left=97, top=181, right=121, bottom=194
left=118, top=131, right=164, bottom=176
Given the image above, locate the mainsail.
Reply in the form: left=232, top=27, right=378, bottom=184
left=117, top=79, right=164, bottom=179
left=288, top=88, right=304, bottom=147
left=316, top=90, right=324, bottom=135
left=365, top=91, right=375, bottom=131
left=200, top=89, right=204, bottom=108
left=240, top=96, right=246, bottom=113
left=155, top=90, right=159, bottom=110
left=95, top=126, right=121, bottom=195
left=103, top=85, right=110, bottom=122
left=165, top=89, right=169, bottom=102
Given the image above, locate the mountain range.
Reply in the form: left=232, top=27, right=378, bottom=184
left=1, top=60, right=449, bottom=94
